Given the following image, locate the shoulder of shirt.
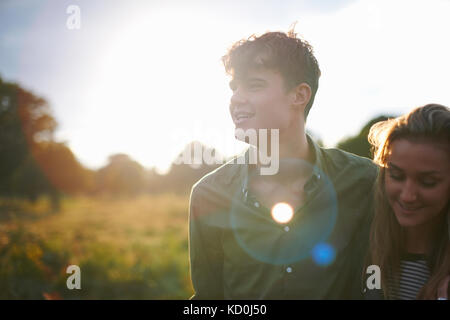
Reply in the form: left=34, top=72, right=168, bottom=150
left=190, top=153, right=243, bottom=199
left=319, top=146, right=379, bottom=182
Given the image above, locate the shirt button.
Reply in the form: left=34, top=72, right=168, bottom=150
left=284, top=226, right=290, bottom=232
left=286, top=267, right=292, bottom=273
left=254, top=201, right=260, bottom=208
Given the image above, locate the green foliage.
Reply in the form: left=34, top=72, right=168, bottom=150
left=337, top=115, right=395, bottom=158
left=0, top=77, right=91, bottom=203
left=0, top=195, right=194, bottom=299
left=0, top=226, right=69, bottom=299
left=96, top=154, right=146, bottom=196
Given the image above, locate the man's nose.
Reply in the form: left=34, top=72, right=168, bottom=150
left=399, top=179, right=418, bottom=203
left=230, top=87, right=248, bottom=105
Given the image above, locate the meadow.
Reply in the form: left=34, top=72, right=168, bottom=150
left=0, top=194, right=194, bottom=299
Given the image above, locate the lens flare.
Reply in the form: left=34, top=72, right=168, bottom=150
left=311, top=243, right=336, bottom=267
left=230, top=159, right=338, bottom=265
left=271, top=202, right=294, bottom=224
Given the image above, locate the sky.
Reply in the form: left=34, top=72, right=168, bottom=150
left=1, top=0, right=450, bottom=173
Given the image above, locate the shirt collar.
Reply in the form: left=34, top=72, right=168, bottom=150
left=240, top=134, right=325, bottom=200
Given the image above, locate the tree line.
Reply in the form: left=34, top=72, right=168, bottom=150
left=0, top=76, right=393, bottom=203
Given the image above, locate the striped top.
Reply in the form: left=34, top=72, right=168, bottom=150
left=388, top=253, right=431, bottom=300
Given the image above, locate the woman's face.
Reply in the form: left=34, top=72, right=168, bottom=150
left=385, top=139, right=450, bottom=228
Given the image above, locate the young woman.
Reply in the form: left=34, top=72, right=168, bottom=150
left=366, top=104, right=449, bottom=300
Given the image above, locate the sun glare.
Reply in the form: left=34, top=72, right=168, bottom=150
left=84, top=9, right=236, bottom=172
left=271, top=202, right=294, bottom=224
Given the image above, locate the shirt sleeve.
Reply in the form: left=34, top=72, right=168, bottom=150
left=188, top=184, right=224, bottom=300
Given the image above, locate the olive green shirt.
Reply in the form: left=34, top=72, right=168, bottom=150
left=189, top=137, right=377, bottom=299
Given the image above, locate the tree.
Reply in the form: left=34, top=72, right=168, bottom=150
left=337, top=115, right=395, bottom=159
left=0, top=76, right=91, bottom=206
left=156, top=141, right=223, bottom=195
left=96, top=154, right=146, bottom=196
left=0, top=76, right=55, bottom=197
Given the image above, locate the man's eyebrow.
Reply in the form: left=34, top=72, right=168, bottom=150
left=229, top=77, right=266, bottom=89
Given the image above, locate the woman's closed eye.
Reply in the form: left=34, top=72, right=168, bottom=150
left=387, top=169, right=404, bottom=181
left=388, top=169, right=440, bottom=188
left=419, top=178, right=439, bottom=188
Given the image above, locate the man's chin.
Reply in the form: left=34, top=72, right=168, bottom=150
left=234, top=126, right=256, bottom=144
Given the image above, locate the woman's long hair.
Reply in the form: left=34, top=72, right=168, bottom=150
left=367, top=103, right=450, bottom=299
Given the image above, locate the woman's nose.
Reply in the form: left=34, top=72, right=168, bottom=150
left=399, top=179, right=418, bottom=203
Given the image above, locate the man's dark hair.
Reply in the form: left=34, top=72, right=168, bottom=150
left=222, top=28, right=321, bottom=120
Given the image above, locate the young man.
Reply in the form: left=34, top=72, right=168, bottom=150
left=188, top=30, right=378, bottom=299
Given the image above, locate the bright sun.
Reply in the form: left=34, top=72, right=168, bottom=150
left=84, top=9, right=243, bottom=173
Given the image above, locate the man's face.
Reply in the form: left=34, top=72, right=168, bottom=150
left=229, top=68, right=296, bottom=139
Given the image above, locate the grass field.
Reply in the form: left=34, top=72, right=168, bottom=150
left=0, top=194, right=194, bottom=299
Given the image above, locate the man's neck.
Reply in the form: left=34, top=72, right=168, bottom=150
left=250, top=130, right=313, bottom=177
left=278, top=132, right=313, bottom=163
left=248, top=131, right=313, bottom=210
left=256, top=130, right=313, bottom=164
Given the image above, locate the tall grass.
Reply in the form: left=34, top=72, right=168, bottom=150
left=0, top=194, right=194, bottom=299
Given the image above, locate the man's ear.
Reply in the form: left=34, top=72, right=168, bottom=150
left=291, top=83, right=312, bottom=111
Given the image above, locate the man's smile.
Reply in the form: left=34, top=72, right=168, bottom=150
left=233, top=111, right=255, bottom=124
